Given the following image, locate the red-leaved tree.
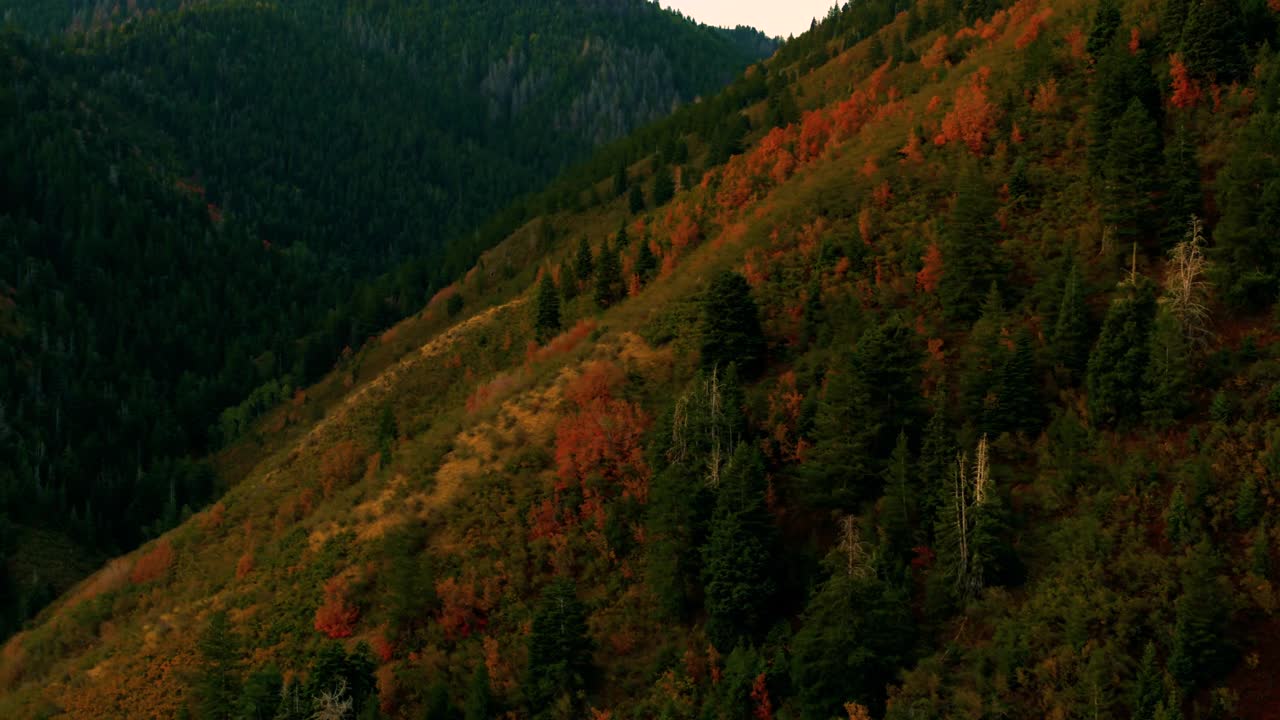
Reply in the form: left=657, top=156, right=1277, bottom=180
left=314, top=576, right=360, bottom=638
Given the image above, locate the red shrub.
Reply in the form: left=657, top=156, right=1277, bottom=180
left=314, top=576, right=360, bottom=639
left=130, top=540, right=175, bottom=584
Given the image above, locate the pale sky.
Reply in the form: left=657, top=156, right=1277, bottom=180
left=659, top=0, right=837, bottom=39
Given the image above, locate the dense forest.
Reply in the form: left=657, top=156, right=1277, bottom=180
left=7, top=0, right=1280, bottom=718
left=0, top=0, right=774, bottom=640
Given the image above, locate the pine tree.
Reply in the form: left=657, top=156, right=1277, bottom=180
left=1211, top=112, right=1280, bottom=309
left=594, top=242, right=623, bottom=309
left=1168, top=543, right=1234, bottom=690
left=1087, top=281, right=1157, bottom=427
left=376, top=403, right=398, bottom=464
left=1142, top=307, right=1192, bottom=427
left=194, top=611, right=241, bottom=720
left=1161, top=124, right=1201, bottom=247
left=613, top=163, right=628, bottom=197
left=1089, top=42, right=1161, bottom=175
left=959, top=285, right=1007, bottom=435
left=1103, top=99, right=1162, bottom=243
left=652, top=163, right=675, bottom=207
left=534, top=273, right=562, bottom=343
left=995, top=329, right=1041, bottom=435
left=559, top=259, right=579, bottom=302
left=526, top=579, right=593, bottom=715
left=880, top=431, right=917, bottom=560
left=464, top=665, right=494, bottom=720
left=1087, top=0, right=1124, bottom=58
left=1052, top=259, right=1092, bottom=382
left=940, top=166, right=1005, bottom=322
left=614, top=221, right=629, bottom=250
left=1179, top=0, right=1246, bottom=82
left=573, top=237, right=594, bottom=286
left=702, top=445, right=777, bottom=650
left=628, top=183, right=646, bottom=214
left=791, top=560, right=916, bottom=718
left=238, top=665, right=282, bottom=720
left=1235, top=475, right=1261, bottom=529
left=1251, top=523, right=1270, bottom=579
left=306, top=642, right=378, bottom=718
left=423, top=682, right=456, bottom=720
left=699, top=271, right=765, bottom=376
left=1161, top=0, right=1192, bottom=54
left=919, top=389, right=956, bottom=538
left=635, top=237, right=657, bottom=281
left=1133, top=641, right=1164, bottom=720
left=1166, top=484, right=1192, bottom=547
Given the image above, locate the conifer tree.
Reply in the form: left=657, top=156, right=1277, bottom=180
left=1166, top=484, right=1192, bottom=547
left=594, top=242, right=623, bottom=309
left=628, top=183, right=646, bottom=214
left=574, top=237, right=594, bottom=286
left=614, top=221, right=629, bottom=250
left=534, top=273, right=562, bottom=343
left=1251, top=523, right=1270, bottom=579
left=1089, top=43, right=1161, bottom=175
left=996, top=329, right=1041, bottom=435
left=1179, top=0, right=1246, bottom=82
left=1168, top=543, right=1234, bottom=690
left=959, top=285, right=1007, bottom=434
left=699, top=271, right=765, bottom=376
left=559, top=259, right=579, bottom=302
left=194, top=611, right=241, bottom=720
left=526, top=579, right=593, bottom=714
left=1142, top=307, right=1192, bottom=427
left=1103, top=99, right=1162, bottom=243
left=1052, top=259, right=1092, bottom=382
left=238, top=665, right=282, bottom=720
left=635, top=237, right=657, bottom=281
left=880, top=431, right=918, bottom=560
left=1087, top=281, right=1157, bottom=427
left=1211, top=112, right=1280, bottom=309
left=1133, top=641, right=1164, bottom=720
left=1087, top=0, right=1123, bottom=58
left=940, top=167, right=1005, bottom=322
left=613, top=163, right=628, bottom=197
left=791, top=549, right=915, bottom=718
left=1162, top=124, right=1202, bottom=246
left=919, top=388, right=956, bottom=536
left=464, top=665, right=494, bottom=720
left=652, top=163, right=675, bottom=207
left=702, top=445, right=777, bottom=649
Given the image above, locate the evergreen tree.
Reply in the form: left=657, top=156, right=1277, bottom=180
left=880, top=431, right=918, bottom=560
left=1086, top=281, right=1157, bottom=427
left=306, top=642, right=378, bottom=718
left=791, top=562, right=916, bottom=719
left=1235, top=475, right=1262, bottom=529
left=959, top=285, right=1007, bottom=435
left=594, top=242, right=623, bottom=309
left=194, top=611, right=241, bottom=720
left=573, top=237, right=594, bottom=286
left=919, top=389, right=956, bottom=537
left=534, top=273, right=562, bottom=343
left=1052, top=259, right=1092, bottom=381
left=614, top=221, right=629, bottom=250
left=1161, top=0, right=1192, bottom=53
left=376, top=403, right=398, bottom=464
left=1166, top=484, right=1192, bottom=547
left=702, top=445, right=777, bottom=649
left=699, top=271, right=766, bottom=376
left=613, top=163, right=628, bottom=197
left=464, top=665, right=494, bottom=720
left=1089, top=42, right=1162, bottom=175
left=995, top=328, right=1042, bottom=435
left=652, top=163, right=675, bottom=207
left=1142, top=307, right=1192, bottom=427
left=1133, top=641, right=1164, bottom=720
left=1211, top=112, right=1280, bottom=309
left=559, top=259, right=579, bottom=302
left=628, top=183, right=646, bottom=214
left=635, top=236, right=657, bottom=282
left=1168, top=543, right=1234, bottom=690
left=1179, top=0, right=1246, bottom=82
left=1251, top=523, right=1271, bottom=579
left=238, top=665, right=282, bottom=720
left=526, top=579, right=593, bottom=715
left=1103, top=99, right=1163, bottom=243
left=940, top=166, right=1005, bottom=322
left=423, top=682, right=456, bottom=720
left=1087, top=0, right=1124, bottom=58
left=1162, top=123, right=1202, bottom=247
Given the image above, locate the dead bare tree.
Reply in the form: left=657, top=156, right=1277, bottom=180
left=311, top=678, right=353, bottom=720
left=1162, top=215, right=1213, bottom=350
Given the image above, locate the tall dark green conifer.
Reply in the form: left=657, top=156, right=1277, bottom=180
left=699, top=271, right=765, bottom=375
left=1162, top=124, right=1202, bottom=246
left=574, top=237, right=594, bottom=286
left=1052, top=259, right=1092, bottom=381
left=1168, top=543, right=1234, bottom=690
left=534, top=273, right=562, bottom=343
left=1179, top=0, right=1246, bottom=82
left=702, top=445, right=777, bottom=650
left=1087, top=0, right=1124, bottom=57
left=628, top=183, right=646, bottom=214
left=996, top=329, right=1041, bottom=435
left=652, top=163, right=675, bottom=207
left=594, top=242, right=623, bottom=309
left=939, top=167, right=1005, bottom=322
left=1087, top=281, right=1157, bottom=427
left=1103, top=99, right=1162, bottom=243
left=636, top=237, right=657, bottom=281
left=194, top=611, right=241, bottom=720
left=526, top=579, right=593, bottom=715
left=1142, top=307, right=1192, bottom=427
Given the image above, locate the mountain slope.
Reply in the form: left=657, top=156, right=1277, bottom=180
left=5, top=0, right=1280, bottom=718
left=0, top=1, right=773, bottom=642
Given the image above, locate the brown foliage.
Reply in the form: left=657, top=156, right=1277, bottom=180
left=130, top=540, right=175, bottom=584
left=314, top=576, right=360, bottom=638
left=320, top=440, right=365, bottom=498
left=235, top=552, right=254, bottom=580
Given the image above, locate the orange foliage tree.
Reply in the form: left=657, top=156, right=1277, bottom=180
left=751, top=673, right=774, bottom=720
left=435, top=576, right=487, bottom=640
left=320, top=440, right=365, bottom=498
left=916, top=243, right=944, bottom=294
left=937, top=68, right=998, bottom=154
left=130, top=539, right=175, bottom=584
left=314, top=576, right=360, bottom=638
left=1169, top=54, right=1203, bottom=108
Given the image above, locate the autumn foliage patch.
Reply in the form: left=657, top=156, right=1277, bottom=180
left=130, top=540, right=175, bottom=584
left=314, top=575, right=360, bottom=638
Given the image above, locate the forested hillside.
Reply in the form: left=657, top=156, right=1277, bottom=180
left=0, top=1, right=774, bottom=641
left=7, top=0, right=1280, bottom=718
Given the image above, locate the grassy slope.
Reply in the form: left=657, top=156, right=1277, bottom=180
left=3, top=0, right=1279, bottom=717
